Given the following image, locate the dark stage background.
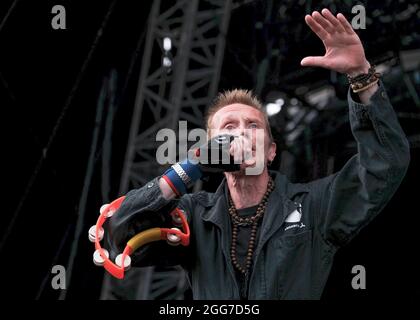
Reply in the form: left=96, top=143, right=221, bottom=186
left=0, top=0, right=419, bottom=300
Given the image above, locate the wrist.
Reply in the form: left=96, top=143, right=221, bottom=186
left=163, top=159, right=202, bottom=196
left=347, top=63, right=381, bottom=94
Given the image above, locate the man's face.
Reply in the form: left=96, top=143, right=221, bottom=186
left=209, top=103, right=276, bottom=174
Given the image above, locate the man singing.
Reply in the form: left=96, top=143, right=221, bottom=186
left=106, top=9, right=410, bottom=299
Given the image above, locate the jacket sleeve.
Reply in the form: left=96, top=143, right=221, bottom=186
left=314, top=82, right=410, bottom=247
left=105, top=176, right=195, bottom=268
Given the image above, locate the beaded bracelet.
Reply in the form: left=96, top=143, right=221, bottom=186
left=347, top=65, right=381, bottom=93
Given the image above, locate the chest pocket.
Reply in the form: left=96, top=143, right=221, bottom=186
left=277, top=229, right=312, bottom=247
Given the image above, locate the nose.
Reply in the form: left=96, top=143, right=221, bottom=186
left=238, top=123, right=247, bottom=137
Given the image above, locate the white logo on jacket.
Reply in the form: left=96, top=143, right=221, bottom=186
left=284, top=203, right=305, bottom=231
left=285, top=208, right=301, bottom=223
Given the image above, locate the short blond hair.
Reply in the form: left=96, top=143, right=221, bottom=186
left=205, top=89, right=273, bottom=141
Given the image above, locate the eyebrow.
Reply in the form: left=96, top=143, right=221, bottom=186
left=219, top=116, right=263, bottom=127
left=219, top=116, right=238, bottom=125
left=246, top=117, right=263, bottom=124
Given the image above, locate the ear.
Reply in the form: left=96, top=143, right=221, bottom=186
left=268, top=142, right=277, bottom=162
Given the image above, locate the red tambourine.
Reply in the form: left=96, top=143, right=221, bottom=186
left=88, top=196, right=190, bottom=279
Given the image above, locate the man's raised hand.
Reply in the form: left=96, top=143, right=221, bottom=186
left=301, top=8, right=370, bottom=76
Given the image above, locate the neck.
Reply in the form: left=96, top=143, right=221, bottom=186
left=225, top=169, right=270, bottom=209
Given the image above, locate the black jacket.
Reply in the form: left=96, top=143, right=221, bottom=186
left=108, top=83, right=410, bottom=299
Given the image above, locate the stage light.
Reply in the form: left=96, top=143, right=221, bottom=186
left=162, top=37, right=173, bottom=72
left=266, top=101, right=282, bottom=116
left=163, top=37, right=172, bottom=51
left=264, top=91, right=286, bottom=117
left=163, top=56, right=172, bottom=68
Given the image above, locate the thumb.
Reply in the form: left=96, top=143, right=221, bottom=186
left=300, top=56, right=329, bottom=68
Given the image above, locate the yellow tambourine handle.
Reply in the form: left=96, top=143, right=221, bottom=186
left=127, top=227, right=163, bottom=252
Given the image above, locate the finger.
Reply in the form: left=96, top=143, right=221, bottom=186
left=321, top=8, right=345, bottom=32
left=301, top=56, right=329, bottom=69
left=242, top=137, right=255, bottom=165
left=312, top=11, right=334, bottom=33
left=232, top=139, right=243, bottom=164
left=229, top=141, right=235, bottom=156
left=244, top=157, right=256, bottom=166
left=305, top=14, right=328, bottom=41
left=243, top=139, right=253, bottom=162
left=337, top=13, right=354, bottom=34
left=230, top=139, right=238, bottom=156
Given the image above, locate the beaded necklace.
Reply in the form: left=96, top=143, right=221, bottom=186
left=228, top=177, right=274, bottom=275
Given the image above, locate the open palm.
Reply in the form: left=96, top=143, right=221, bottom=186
left=301, top=9, right=369, bottom=75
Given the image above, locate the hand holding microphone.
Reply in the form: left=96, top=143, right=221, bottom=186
left=162, top=134, right=241, bottom=195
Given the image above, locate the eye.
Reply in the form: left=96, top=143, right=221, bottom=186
left=224, top=124, right=235, bottom=130
left=249, top=122, right=258, bottom=129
